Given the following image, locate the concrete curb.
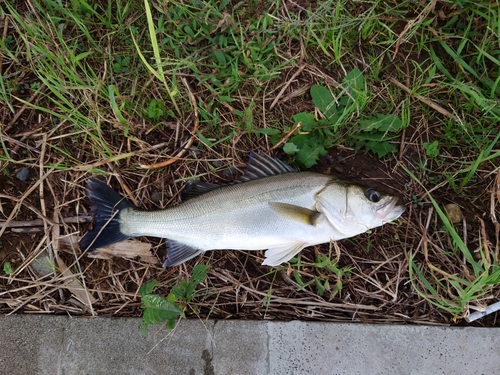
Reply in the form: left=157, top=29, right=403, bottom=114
left=1, top=315, right=499, bottom=374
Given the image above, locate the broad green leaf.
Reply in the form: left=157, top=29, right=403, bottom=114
left=365, top=141, right=397, bottom=158
left=142, top=294, right=183, bottom=323
left=310, top=85, right=337, bottom=119
left=358, top=114, right=403, bottom=132
left=297, top=142, right=327, bottom=168
left=343, top=68, right=364, bottom=102
left=283, top=142, right=299, bottom=154
left=139, top=280, right=159, bottom=297
left=352, top=140, right=397, bottom=158
left=292, top=112, right=317, bottom=131
left=165, top=318, right=177, bottom=330
left=172, top=285, right=185, bottom=299
left=350, top=132, right=398, bottom=142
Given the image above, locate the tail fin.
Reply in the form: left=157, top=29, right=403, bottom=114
left=79, top=179, right=136, bottom=251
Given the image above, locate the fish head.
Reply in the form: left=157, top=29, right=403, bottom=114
left=317, top=182, right=406, bottom=237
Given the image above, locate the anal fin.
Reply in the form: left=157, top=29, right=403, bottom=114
left=262, top=242, right=307, bottom=266
left=163, top=240, right=204, bottom=267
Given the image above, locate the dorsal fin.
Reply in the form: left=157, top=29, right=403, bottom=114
left=183, top=151, right=296, bottom=199
left=182, top=180, right=221, bottom=200
left=235, top=151, right=295, bottom=183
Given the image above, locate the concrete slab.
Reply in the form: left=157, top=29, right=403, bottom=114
left=1, top=315, right=499, bottom=375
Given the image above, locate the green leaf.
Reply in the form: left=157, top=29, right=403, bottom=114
left=139, top=280, right=159, bottom=297
left=358, top=114, right=402, bottom=132
left=283, top=142, right=299, bottom=154
left=362, top=141, right=398, bottom=158
left=3, top=262, right=13, bottom=275
left=142, top=294, right=183, bottom=323
left=297, top=142, right=327, bottom=168
left=292, top=112, right=317, bottom=131
left=190, top=264, right=209, bottom=284
left=343, top=68, right=365, bottom=105
left=343, top=68, right=364, bottom=92
left=165, top=318, right=177, bottom=330
left=424, top=140, right=440, bottom=158
left=196, top=130, right=214, bottom=147
left=350, top=132, right=397, bottom=142
left=147, top=99, right=165, bottom=120
left=293, top=270, right=305, bottom=287
left=172, top=285, right=185, bottom=299
left=310, top=85, right=336, bottom=119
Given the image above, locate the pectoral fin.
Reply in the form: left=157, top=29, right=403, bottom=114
left=269, top=202, right=321, bottom=226
left=163, top=240, right=204, bottom=267
left=262, top=242, right=307, bottom=266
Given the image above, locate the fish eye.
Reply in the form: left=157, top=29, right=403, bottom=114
left=365, top=188, right=381, bottom=202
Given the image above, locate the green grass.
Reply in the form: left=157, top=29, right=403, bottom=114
left=1, top=0, right=499, bottom=322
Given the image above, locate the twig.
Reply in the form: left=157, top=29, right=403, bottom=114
left=267, top=121, right=302, bottom=152
left=0, top=173, right=57, bottom=239
left=387, top=76, right=459, bottom=121
left=73, top=141, right=171, bottom=170
left=269, top=64, right=306, bottom=109
left=0, top=216, right=92, bottom=229
left=0, top=132, right=41, bottom=154
left=392, top=0, right=437, bottom=59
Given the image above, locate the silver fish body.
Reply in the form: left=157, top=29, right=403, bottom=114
left=80, top=152, right=405, bottom=266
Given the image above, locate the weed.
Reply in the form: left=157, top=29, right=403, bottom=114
left=404, top=165, right=500, bottom=319
left=139, top=264, right=209, bottom=335
left=423, top=141, right=440, bottom=159
left=289, top=250, right=351, bottom=299
left=283, top=68, right=403, bottom=167
left=112, top=56, right=131, bottom=74
left=3, top=262, right=13, bottom=275
left=146, top=100, right=166, bottom=121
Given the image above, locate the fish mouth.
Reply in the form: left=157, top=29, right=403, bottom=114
left=375, top=197, right=405, bottom=221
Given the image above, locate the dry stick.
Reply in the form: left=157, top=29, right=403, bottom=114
left=387, top=76, right=460, bottom=122
left=38, top=133, right=48, bottom=233
left=0, top=131, right=41, bottom=154
left=269, top=64, right=306, bottom=110
left=493, top=172, right=500, bottom=263
left=392, top=0, right=437, bottom=59
left=267, top=121, right=302, bottom=153
left=0, top=216, right=92, bottom=229
left=73, top=141, right=171, bottom=171
left=140, top=77, right=199, bottom=169
left=0, top=168, right=55, bottom=240
left=0, top=194, right=57, bottom=226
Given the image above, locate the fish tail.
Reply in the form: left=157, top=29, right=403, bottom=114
left=79, top=179, right=136, bottom=251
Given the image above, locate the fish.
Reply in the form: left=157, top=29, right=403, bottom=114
left=79, top=151, right=405, bottom=267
